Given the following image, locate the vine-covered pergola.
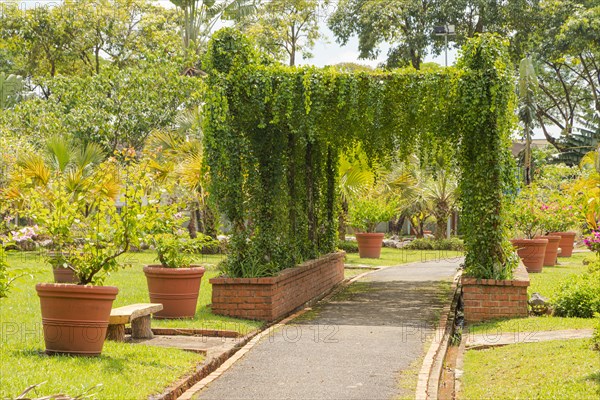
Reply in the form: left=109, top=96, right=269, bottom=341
left=204, top=29, right=517, bottom=280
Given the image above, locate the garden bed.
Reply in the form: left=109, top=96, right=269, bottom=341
left=210, top=252, right=345, bottom=321
left=461, top=263, right=530, bottom=322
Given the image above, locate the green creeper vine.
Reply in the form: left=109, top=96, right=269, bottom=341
left=204, top=28, right=516, bottom=279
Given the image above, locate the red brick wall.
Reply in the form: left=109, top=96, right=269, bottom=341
left=461, top=263, right=530, bottom=322
left=210, top=252, right=345, bottom=321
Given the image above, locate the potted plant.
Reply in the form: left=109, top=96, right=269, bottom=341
left=348, top=196, right=397, bottom=258
left=31, top=153, right=150, bottom=355
left=144, top=232, right=208, bottom=318
left=509, top=187, right=548, bottom=273
left=538, top=197, right=578, bottom=263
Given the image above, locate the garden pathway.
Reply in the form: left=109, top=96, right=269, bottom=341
left=186, top=256, right=462, bottom=400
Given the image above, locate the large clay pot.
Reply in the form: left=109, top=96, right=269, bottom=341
left=143, top=265, right=205, bottom=318
left=355, top=233, right=385, bottom=258
left=535, top=235, right=561, bottom=266
left=550, top=231, right=577, bottom=257
left=36, top=283, right=118, bottom=356
left=510, top=238, right=548, bottom=273
left=52, top=267, right=78, bottom=283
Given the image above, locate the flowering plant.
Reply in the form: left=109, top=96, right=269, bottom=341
left=509, top=187, right=543, bottom=239
left=584, top=231, right=600, bottom=256
left=538, top=195, right=580, bottom=234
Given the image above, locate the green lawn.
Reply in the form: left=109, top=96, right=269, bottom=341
left=344, top=247, right=463, bottom=267
left=0, top=250, right=262, bottom=399
left=460, top=339, right=599, bottom=400
left=470, top=252, right=597, bottom=334
left=343, top=268, right=370, bottom=279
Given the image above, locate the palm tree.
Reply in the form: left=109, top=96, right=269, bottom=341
left=171, top=0, right=258, bottom=56
left=425, top=170, right=458, bottom=239
left=11, top=136, right=118, bottom=208
left=148, top=105, right=214, bottom=238
left=337, top=152, right=375, bottom=241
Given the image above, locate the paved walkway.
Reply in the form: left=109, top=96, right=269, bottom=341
left=191, top=257, right=462, bottom=400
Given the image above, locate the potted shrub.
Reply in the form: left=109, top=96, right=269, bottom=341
left=32, top=155, right=150, bottom=356
left=509, top=187, right=547, bottom=273
left=348, top=196, right=397, bottom=258
left=144, top=232, right=208, bottom=318
left=538, top=197, right=578, bottom=263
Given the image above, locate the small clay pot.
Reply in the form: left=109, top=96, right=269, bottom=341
left=36, top=283, right=118, bottom=356
left=355, top=233, right=385, bottom=259
left=510, top=238, right=548, bottom=273
left=52, top=266, right=78, bottom=283
left=549, top=231, right=577, bottom=257
left=143, top=265, right=205, bottom=318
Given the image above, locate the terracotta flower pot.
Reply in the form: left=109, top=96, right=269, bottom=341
left=549, top=231, right=577, bottom=257
left=143, top=265, right=205, bottom=318
left=47, top=251, right=79, bottom=283
left=535, top=235, right=561, bottom=266
left=355, top=233, right=385, bottom=258
left=510, top=238, right=548, bottom=273
left=36, top=283, right=118, bottom=356
left=52, top=266, right=78, bottom=283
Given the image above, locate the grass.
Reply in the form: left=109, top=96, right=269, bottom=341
left=0, top=250, right=262, bottom=399
left=460, top=339, right=600, bottom=400
left=343, top=268, right=369, bottom=279
left=344, top=247, right=463, bottom=267
left=470, top=252, right=597, bottom=334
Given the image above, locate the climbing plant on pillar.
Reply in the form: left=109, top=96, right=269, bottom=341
left=455, top=35, right=519, bottom=279
left=203, top=28, right=517, bottom=279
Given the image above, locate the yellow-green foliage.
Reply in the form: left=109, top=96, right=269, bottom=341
left=203, top=29, right=516, bottom=279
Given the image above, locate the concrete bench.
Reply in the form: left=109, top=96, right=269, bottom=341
left=106, top=303, right=163, bottom=342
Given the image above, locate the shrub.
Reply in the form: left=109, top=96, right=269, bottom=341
left=553, top=271, right=600, bottom=318
left=337, top=240, right=359, bottom=253
left=592, top=313, right=600, bottom=351
left=405, top=237, right=465, bottom=251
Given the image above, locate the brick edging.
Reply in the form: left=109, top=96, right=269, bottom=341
left=416, top=270, right=462, bottom=400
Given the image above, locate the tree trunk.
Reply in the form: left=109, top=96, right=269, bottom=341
left=187, top=204, right=198, bottom=239
left=338, top=199, right=348, bottom=241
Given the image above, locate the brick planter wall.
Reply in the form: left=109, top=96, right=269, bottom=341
left=210, top=252, right=345, bottom=321
left=461, top=263, right=530, bottom=322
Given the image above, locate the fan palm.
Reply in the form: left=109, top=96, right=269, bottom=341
left=337, top=151, right=376, bottom=241
left=148, top=106, right=213, bottom=238
left=425, top=170, right=458, bottom=239
left=11, top=136, right=117, bottom=207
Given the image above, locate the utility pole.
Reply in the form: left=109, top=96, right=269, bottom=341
left=434, top=25, right=456, bottom=67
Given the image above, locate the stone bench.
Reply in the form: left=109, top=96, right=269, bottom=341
left=106, top=303, right=163, bottom=342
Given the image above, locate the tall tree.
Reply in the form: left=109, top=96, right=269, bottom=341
left=328, top=0, right=443, bottom=69
left=531, top=1, right=600, bottom=150
left=241, top=0, right=328, bottom=66
left=518, top=57, right=539, bottom=185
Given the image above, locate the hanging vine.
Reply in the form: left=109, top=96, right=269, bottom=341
left=203, top=28, right=516, bottom=279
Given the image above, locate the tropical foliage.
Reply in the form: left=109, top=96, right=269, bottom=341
left=204, top=29, right=515, bottom=279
